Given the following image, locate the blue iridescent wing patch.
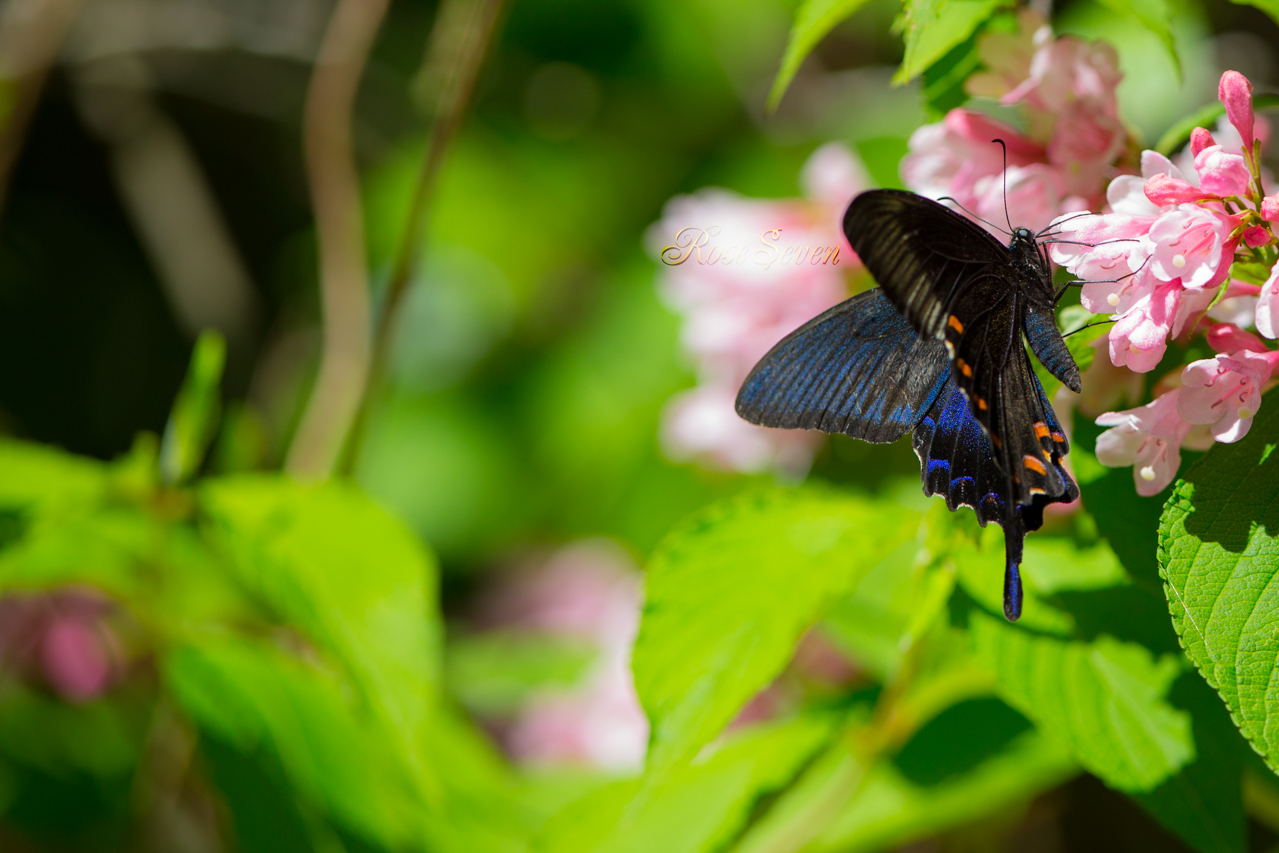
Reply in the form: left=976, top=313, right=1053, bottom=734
left=736, top=289, right=950, bottom=444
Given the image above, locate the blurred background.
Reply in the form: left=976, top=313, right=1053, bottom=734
left=1, top=0, right=1279, bottom=850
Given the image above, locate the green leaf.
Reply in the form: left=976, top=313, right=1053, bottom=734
left=1132, top=672, right=1247, bottom=853
left=970, top=612, right=1193, bottom=792
left=811, top=729, right=1075, bottom=852
left=894, top=0, right=1003, bottom=85
left=536, top=716, right=835, bottom=853
left=0, top=439, right=107, bottom=516
left=199, top=476, right=443, bottom=795
left=633, top=488, right=921, bottom=769
left=1094, top=0, right=1180, bottom=80
left=446, top=632, right=596, bottom=715
left=161, top=330, right=226, bottom=486
left=919, top=31, right=982, bottom=119
left=165, top=637, right=422, bottom=849
left=1158, top=393, right=1279, bottom=773
left=768, top=0, right=876, bottom=112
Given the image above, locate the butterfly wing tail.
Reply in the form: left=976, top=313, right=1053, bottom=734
left=1003, top=514, right=1025, bottom=621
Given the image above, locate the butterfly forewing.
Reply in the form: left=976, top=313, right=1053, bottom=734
left=735, top=289, right=950, bottom=443
left=843, top=190, right=1008, bottom=338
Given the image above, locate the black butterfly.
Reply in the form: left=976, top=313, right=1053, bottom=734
left=736, top=189, right=1080, bottom=621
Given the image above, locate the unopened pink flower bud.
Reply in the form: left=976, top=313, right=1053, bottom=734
left=1190, top=127, right=1216, bottom=157
left=1244, top=225, right=1271, bottom=248
left=1144, top=173, right=1205, bottom=206
left=1219, top=70, right=1256, bottom=151
left=1206, top=322, right=1269, bottom=354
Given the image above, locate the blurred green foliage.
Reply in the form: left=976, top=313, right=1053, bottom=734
left=3, top=0, right=1279, bottom=850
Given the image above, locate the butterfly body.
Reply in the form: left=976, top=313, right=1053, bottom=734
left=736, top=190, right=1080, bottom=621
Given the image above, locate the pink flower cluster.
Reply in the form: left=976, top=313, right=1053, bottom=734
left=903, top=10, right=1132, bottom=233
left=649, top=143, right=867, bottom=475
left=1052, top=71, right=1279, bottom=493
left=467, top=540, right=649, bottom=771
left=0, top=588, right=123, bottom=702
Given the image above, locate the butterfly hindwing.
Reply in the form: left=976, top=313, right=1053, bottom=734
left=735, top=289, right=950, bottom=443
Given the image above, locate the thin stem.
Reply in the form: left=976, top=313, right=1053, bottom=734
left=0, top=0, right=87, bottom=219
left=339, top=0, right=506, bottom=476
left=285, top=0, right=391, bottom=479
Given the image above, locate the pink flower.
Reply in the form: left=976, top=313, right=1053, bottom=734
left=1144, top=205, right=1239, bottom=289
left=661, top=383, right=821, bottom=476
left=965, top=9, right=1044, bottom=101
left=1179, top=349, right=1275, bottom=442
left=471, top=540, right=650, bottom=771
left=1193, top=145, right=1252, bottom=198
left=1107, top=279, right=1182, bottom=372
left=1219, top=70, right=1256, bottom=156
left=42, top=619, right=113, bottom=702
left=650, top=143, right=865, bottom=474
left=1095, top=390, right=1192, bottom=495
left=901, top=109, right=1042, bottom=218
left=0, top=588, right=121, bottom=703
left=1202, top=282, right=1262, bottom=328
left=1256, top=262, right=1279, bottom=338
left=1262, top=194, right=1279, bottom=221
left=1205, top=321, right=1266, bottom=354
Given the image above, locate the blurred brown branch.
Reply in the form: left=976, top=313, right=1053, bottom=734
left=0, top=0, right=87, bottom=218
left=341, top=0, right=506, bottom=475
left=285, top=0, right=391, bottom=479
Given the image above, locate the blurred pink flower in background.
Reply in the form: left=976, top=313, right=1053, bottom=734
left=649, top=142, right=868, bottom=476
left=470, top=539, right=649, bottom=772
left=907, top=10, right=1132, bottom=232
left=0, top=588, right=122, bottom=703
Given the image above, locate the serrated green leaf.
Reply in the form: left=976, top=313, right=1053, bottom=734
left=1132, top=672, right=1247, bottom=853
left=165, top=637, right=422, bottom=849
left=536, top=716, right=834, bottom=853
left=894, top=0, right=1003, bottom=85
left=200, top=476, right=443, bottom=797
left=634, top=488, right=921, bottom=770
left=768, top=0, right=876, bottom=112
left=1158, top=393, right=1279, bottom=774
left=1094, top=0, right=1181, bottom=80
left=971, top=612, right=1193, bottom=792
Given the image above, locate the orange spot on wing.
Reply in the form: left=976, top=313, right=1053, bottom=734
left=957, top=358, right=972, bottom=377
left=1034, top=422, right=1050, bottom=439
left=1051, top=431, right=1067, bottom=443
left=948, top=315, right=965, bottom=334
left=1023, top=455, right=1047, bottom=475
left=977, top=397, right=988, bottom=410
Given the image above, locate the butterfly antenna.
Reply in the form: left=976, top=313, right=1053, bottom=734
left=936, top=195, right=1011, bottom=236
left=993, top=138, right=1013, bottom=232
left=1063, top=318, right=1117, bottom=337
